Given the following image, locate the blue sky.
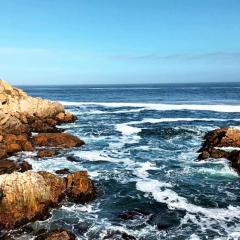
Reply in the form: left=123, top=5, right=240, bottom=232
left=0, top=0, right=240, bottom=85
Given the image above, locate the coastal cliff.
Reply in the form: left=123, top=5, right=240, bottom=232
left=0, top=80, right=95, bottom=238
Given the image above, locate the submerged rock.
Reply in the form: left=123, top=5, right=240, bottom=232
left=198, top=128, right=240, bottom=173
left=35, top=230, right=76, bottom=240
left=55, top=168, right=72, bottom=175
left=102, top=230, right=136, bottom=240
left=33, top=133, right=85, bottom=148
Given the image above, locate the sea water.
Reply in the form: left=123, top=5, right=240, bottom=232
left=15, top=82, right=240, bottom=240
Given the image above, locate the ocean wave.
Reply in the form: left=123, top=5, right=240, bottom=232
left=61, top=101, right=240, bottom=112
left=136, top=179, right=240, bottom=221
left=115, top=123, right=141, bottom=135
left=115, top=118, right=240, bottom=136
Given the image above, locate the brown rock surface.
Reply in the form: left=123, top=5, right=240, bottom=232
left=198, top=127, right=240, bottom=173
left=35, top=230, right=76, bottom=240
left=66, top=171, right=96, bottom=203
left=0, top=171, right=65, bottom=228
left=37, top=150, right=58, bottom=158
left=0, top=170, right=95, bottom=229
left=33, top=133, right=85, bottom=148
left=0, top=159, right=32, bottom=174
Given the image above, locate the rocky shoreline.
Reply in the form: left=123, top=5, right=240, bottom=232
left=0, top=79, right=239, bottom=239
left=0, top=80, right=96, bottom=239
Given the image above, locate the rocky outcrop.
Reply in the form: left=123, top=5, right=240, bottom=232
left=0, top=171, right=95, bottom=229
left=66, top=171, right=96, bottom=203
left=35, top=230, right=76, bottom=240
left=0, top=80, right=63, bottom=119
left=33, top=133, right=84, bottom=148
left=0, top=79, right=76, bottom=135
left=0, top=80, right=95, bottom=232
left=0, top=159, right=32, bottom=175
left=37, top=149, right=59, bottom=158
left=0, top=80, right=83, bottom=173
left=198, top=128, right=240, bottom=173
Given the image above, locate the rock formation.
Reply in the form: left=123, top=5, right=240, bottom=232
left=35, top=230, right=76, bottom=240
left=198, top=128, right=240, bottom=173
left=0, top=79, right=95, bottom=232
left=0, top=171, right=96, bottom=229
left=0, top=79, right=83, bottom=172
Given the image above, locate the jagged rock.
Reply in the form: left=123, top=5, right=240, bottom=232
left=55, top=112, right=76, bottom=123
left=0, top=80, right=64, bottom=119
left=33, top=133, right=85, bottom=148
left=102, top=230, right=136, bottom=240
left=0, top=170, right=95, bottom=229
left=0, top=159, right=32, bottom=174
left=66, top=171, right=96, bottom=203
left=0, top=171, right=65, bottom=229
left=35, top=230, right=76, bottom=240
left=37, top=150, right=59, bottom=158
left=55, top=168, right=71, bottom=175
left=198, top=128, right=240, bottom=173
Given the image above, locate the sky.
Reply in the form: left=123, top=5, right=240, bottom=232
left=0, top=0, right=240, bottom=85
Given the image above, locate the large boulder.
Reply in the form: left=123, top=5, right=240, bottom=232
left=198, top=128, right=240, bottom=173
left=35, top=230, right=76, bottom=240
left=0, top=80, right=64, bottom=119
left=0, top=170, right=95, bottom=229
left=0, top=171, right=66, bottom=228
left=66, top=171, right=96, bottom=203
left=33, top=133, right=85, bottom=148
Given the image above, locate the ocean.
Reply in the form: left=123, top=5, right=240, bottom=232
left=17, top=82, right=240, bottom=240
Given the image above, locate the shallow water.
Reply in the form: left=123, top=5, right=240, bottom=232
left=14, top=83, right=240, bottom=239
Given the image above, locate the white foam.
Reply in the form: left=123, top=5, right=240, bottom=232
left=136, top=179, right=240, bottom=221
left=61, top=101, right=240, bottom=113
left=73, top=150, right=134, bottom=165
left=116, top=123, right=141, bottom=135
left=135, top=162, right=158, bottom=178
left=215, top=146, right=240, bottom=152
left=115, top=117, right=240, bottom=136
left=74, top=150, right=112, bottom=162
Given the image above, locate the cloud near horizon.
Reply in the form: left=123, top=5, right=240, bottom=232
left=111, top=51, right=240, bottom=63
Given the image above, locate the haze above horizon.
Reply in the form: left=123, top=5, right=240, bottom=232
left=1, top=0, right=240, bottom=85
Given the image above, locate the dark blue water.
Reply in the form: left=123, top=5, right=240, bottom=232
left=17, top=83, right=240, bottom=239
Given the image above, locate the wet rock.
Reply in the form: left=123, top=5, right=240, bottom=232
left=118, top=210, right=146, bottom=220
left=0, top=170, right=95, bottom=229
left=37, top=150, right=58, bottom=158
left=0, top=159, right=32, bottom=174
left=55, top=168, right=71, bottom=174
left=35, top=230, right=76, bottom=240
left=55, top=112, right=76, bottom=123
left=148, top=212, right=181, bottom=230
left=198, top=128, right=240, bottom=173
left=6, top=143, right=21, bottom=154
left=228, top=150, right=240, bottom=174
left=0, top=159, right=20, bottom=174
left=199, top=128, right=240, bottom=154
left=18, top=161, right=32, bottom=172
left=66, top=171, right=96, bottom=203
left=102, top=230, right=136, bottom=240
left=0, top=171, right=65, bottom=229
left=33, top=133, right=85, bottom=148
left=66, top=155, right=79, bottom=162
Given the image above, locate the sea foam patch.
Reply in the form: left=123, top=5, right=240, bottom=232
left=136, top=179, right=240, bottom=221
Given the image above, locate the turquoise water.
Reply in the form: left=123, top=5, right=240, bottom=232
left=16, top=83, right=240, bottom=239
